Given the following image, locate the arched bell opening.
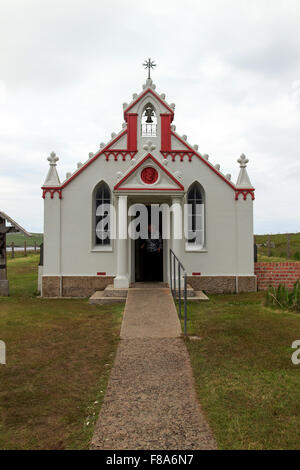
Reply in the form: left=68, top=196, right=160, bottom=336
left=141, top=103, right=157, bottom=137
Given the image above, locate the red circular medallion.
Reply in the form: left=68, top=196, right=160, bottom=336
left=141, top=167, right=158, bottom=184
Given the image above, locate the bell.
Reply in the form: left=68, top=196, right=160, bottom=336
left=145, top=107, right=154, bottom=123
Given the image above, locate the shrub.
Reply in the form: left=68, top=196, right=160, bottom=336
left=266, top=280, right=300, bottom=312
left=293, top=251, right=300, bottom=260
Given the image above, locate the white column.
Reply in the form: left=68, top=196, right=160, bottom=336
left=171, top=196, right=182, bottom=258
left=114, top=195, right=129, bottom=288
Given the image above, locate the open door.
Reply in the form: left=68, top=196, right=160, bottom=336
left=134, top=205, right=163, bottom=282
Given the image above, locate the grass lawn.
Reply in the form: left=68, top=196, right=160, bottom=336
left=185, top=293, right=300, bottom=450
left=256, top=232, right=300, bottom=261
left=0, top=254, right=124, bottom=450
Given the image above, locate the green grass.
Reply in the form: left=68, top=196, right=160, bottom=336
left=0, top=254, right=124, bottom=450
left=185, top=293, right=300, bottom=449
left=6, top=232, right=43, bottom=247
left=257, top=254, right=287, bottom=262
left=255, top=232, right=300, bottom=261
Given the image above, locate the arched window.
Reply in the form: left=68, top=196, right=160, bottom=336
left=95, top=182, right=111, bottom=245
left=141, top=103, right=157, bottom=137
left=187, top=182, right=204, bottom=247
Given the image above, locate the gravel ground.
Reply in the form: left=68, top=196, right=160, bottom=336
left=90, top=287, right=217, bottom=450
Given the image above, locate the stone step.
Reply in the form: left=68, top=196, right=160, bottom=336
left=172, top=284, right=195, bottom=298
left=103, top=284, right=128, bottom=298
left=88, top=291, right=126, bottom=305
left=187, top=290, right=209, bottom=301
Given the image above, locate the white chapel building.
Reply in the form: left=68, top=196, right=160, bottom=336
left=41, top=73, right=256, bottom=297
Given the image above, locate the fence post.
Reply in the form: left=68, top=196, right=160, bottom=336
left=287, top=233, right=291, bottom=259
left=24, top=240, right=27, bottom=257
left=34, top=241, right=37, bottom=253
left=11, top=242, right=14, bottom=259
left=267, top=235, right=271, bottom=257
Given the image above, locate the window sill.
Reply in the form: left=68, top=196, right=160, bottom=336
left=185, top=245, right=207, bottom=253
left=91, top=245, right=113, bottom=252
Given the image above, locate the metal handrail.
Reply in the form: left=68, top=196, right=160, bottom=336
left=169, top=249, right=188, bottom=336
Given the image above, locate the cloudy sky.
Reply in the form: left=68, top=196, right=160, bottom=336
left=1, top=0, right=300, bottom=234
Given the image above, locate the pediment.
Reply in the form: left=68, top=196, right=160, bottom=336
left=114, top=154, right=184, bottom=191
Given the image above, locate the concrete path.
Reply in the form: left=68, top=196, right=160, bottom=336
left=91, top=285, right=216, bottom=450
left=121, top=286, right=181, bottom=339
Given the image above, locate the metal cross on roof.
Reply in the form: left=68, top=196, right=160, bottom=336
left=143, top=58, right=156, bottom=79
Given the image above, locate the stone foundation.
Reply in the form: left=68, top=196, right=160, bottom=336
left=42, top=276, right=114, bottom=297
left=187, top=275, right=257, bottom=294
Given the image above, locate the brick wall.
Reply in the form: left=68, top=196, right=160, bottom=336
left=255, top=262, right=300, bottom=290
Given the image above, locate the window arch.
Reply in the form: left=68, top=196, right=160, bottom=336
left=141, top=102, right=157, bottom=137
left=95, top=182, right=111, bottom=245
left=186, top=182, right=205, bottom=247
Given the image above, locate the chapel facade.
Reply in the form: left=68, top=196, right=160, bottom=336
left=40, top=75, right=256, bottom=297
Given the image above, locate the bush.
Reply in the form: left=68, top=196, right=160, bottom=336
left=266, top=280, right=300, bottom=312
left=293, top=251, right=300, bottom=260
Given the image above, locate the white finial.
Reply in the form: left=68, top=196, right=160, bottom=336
left=171, top=125, right=176, bottom=131
left=193, top=144, right=198, bottom=151
left=131, top=158, right=137, bottom=166
left=111, top=132, right=117, bottom=139
left=88, top=152, right=94, bottom=159
left=100, top=142, right=105, bottom=149
left=203, top=154, right=209, bottom=160
left=116, top=171, right=123, bottom=180
left=163, top=159, right=168, bottom=166
left=144, top=78, right=156, bottom=89
left=170, top=103, right=175, bottom=109
left=236, top=153, right=253, bottom=189
left=182, top=135, right=187, bottom=141
left=122, top=102, right=128, bottom=109
left=132, top=93, right=138, bottom=99
left=160, top=93, right=166, bottom=100
left=226, top=174, right=231, bottom=180
left=143, top=140, right=156, bottom=152
left=122, top=122, right=126, bottom=129
left=44, top=152, right=61, bottom=186
left=77, top=162, right=83, bottom=169
left=237, top=153, right=249, bottom=168
left=47, top=151, right=59, bottom=166
left=66, top=172, right=71, bottom=179
left=215, top=164, right=220, bottom=170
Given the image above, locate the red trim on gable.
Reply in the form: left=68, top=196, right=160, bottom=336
left=116, top=187, right=183, bottom=191
left=42, top=188, right=62, bottom=199
left=41, top=130, right=128, bottom=194
left=161, top=114, right=172, bottom=152
left=171, top=131, right=238, bottom=192
left=127, top=113, right=138, bottom=151
left=235, top=189, right=255, bottom=201
left=114, top=153, right=184, bottom=191
left=161, top=150, right=194, bottom=162
left=103, top=150, right=137, bottom=161
left=124, top=88, right=174, bottom=122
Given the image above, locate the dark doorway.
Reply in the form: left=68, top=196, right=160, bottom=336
left=134, top=205, right=163, bottom=282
